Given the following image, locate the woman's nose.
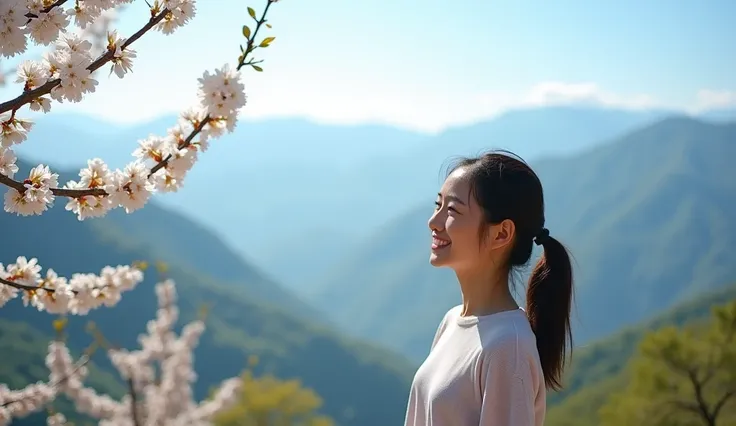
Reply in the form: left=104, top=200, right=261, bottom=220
left=428, top=210, right=443, bottom=231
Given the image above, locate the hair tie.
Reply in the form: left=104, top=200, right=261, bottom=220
left=534, top=228, right=550, bottom=246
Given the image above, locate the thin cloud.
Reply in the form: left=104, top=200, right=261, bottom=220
left=520, top=82, right=661, bottom=110
left=692, top=89, right=736, bottom=112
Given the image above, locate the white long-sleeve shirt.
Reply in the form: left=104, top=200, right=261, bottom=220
left=404, top=306, right=546, bottom=426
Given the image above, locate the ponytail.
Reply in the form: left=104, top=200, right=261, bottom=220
left=525, top=228, right=574, bottom=391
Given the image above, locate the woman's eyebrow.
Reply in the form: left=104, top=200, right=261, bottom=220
left=437, top=193, right=466, bottom=206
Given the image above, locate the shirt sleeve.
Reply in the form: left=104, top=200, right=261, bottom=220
left=478, top=339, right=536, bottom=426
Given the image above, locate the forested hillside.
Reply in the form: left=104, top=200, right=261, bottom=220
left=546, top=281, right=736, bottom=426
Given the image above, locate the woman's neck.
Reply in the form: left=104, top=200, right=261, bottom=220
left=455, top=267, right=518, bottom=317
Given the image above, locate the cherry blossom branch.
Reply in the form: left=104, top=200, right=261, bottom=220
left=0, top=0, right=275, bottom=220
left=0, top=351, right=90, bottom=409
left=147, top=115, right=211, bottom=177
left=0, top=275, right=53, bottom=292
left=52, top=281, right=243, bottom=425
left=0, top=172, right=105, bottom=197
left=144, top=8, right=277, bottom=177
left=0, top=274, right=116, bottom=297
left=0, top=113, right=206, bottom=198
left=0, top=341, right=95, bottom=424
left=0, top=8, right=170, bottom=115
left=24, top=0, right=73, bottom=19
left=0, top=256, right=144, bottom=315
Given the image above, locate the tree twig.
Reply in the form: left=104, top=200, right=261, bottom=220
left=0, top=273, right=113, bottom=296
left=148, top=115, right=211, bottom=176
left=237, top=0, right=275, bottom=71
left=0, top=275, right=57, bottom=293
left=1, top=352, right=90, bottom=408
left=128, top=377, right=141, bottom=426
left=24, top=0, right=73, bottom=19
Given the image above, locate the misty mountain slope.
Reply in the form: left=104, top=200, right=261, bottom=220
left=535, top=116, right=736, bottom=337
left=99, top=203, right=328, bottom=321
left=310, top=117, right=736, bottom=360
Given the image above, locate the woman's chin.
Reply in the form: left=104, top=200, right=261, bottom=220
left=429, top=251, right=448, bottom=267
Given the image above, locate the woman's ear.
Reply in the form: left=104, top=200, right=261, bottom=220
left=487, top=219, right=516, bottom=251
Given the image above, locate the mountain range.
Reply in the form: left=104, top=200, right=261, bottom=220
left=16, top=105, right=705, bottom=288
left=309, top=116, right=736, bottom=360
left=5, top=105, right=736, bottom=425
left=21, top=106, right=734, bottom=291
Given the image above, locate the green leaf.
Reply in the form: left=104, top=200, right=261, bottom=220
left=251, top=64, right=263, bottom=72
left=248, top=7, right=256, bottom=19
left=266, top=23, right=272, bottom=29
left=259, top=36, right=275, bottom=48
left=242, top=25, right=251, bottom=39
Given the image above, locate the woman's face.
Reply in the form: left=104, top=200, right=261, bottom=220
left=428, top=167, right=514, bottom=272
left=428, top=167, right=486, bottom=271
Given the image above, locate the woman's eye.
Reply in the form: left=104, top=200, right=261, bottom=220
left=434, top=201, right=457, bottom=213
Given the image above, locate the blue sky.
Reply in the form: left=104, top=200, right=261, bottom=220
left=1, top=0, right=734, bottom=132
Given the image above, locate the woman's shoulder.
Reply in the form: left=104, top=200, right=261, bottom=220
left=476, top=309, right=539, bottom=357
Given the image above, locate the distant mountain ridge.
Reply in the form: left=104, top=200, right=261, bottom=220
left=15, top=114, right=429, bottom=169
left=309, top=116, right=736, bottom=360
left=16, top=105, right=696, bottom=289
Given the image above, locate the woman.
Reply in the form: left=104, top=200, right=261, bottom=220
left=404, top=151, right=574, bottom=426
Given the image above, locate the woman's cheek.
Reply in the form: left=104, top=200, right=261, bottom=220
left=446, top=216, right=460, bottom=232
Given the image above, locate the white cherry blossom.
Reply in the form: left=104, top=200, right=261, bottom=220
left=0, top=280, right=243, bottom=426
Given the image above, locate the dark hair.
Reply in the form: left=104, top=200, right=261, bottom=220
left=447, top=150, right=574, bottom=391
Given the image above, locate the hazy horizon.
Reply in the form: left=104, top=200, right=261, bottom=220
left=14, top=102, right=736, bottom=138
